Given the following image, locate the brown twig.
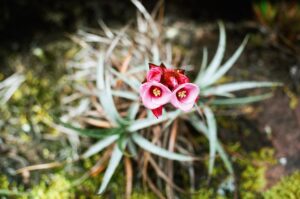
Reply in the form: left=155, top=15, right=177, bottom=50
left=125, top=157, right=133, bottom=199
left=80, top=117, right=112, bottom=128
left=16, top=162, right=62, bottom=174
left=148, top=156, right=185, bottom=193
left=90, top=148, right=112, bottom=177
left=146, top=174, right=166, bottom=199
left=166, top=119, right=178, bottom=199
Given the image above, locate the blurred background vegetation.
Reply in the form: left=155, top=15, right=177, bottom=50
left=0, top=0, right=300, bottom=198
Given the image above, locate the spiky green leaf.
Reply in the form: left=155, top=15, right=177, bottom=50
left=203, top=107, right=217, bottom=175
left=82, top=135, right=119, bottom=158
left=98, top=144, right=123, bottom=194
left=132, top=133, right=194, bottom=161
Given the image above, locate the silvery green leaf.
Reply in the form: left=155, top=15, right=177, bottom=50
left=189, top=114, right=209, bottom=133
left=98, top=144, right=123, bottom=194
left=127, top=102, right=140, bottom=120
left=200, top=22, right=226, bottom=85
left=97, top=72, right=123, bottom=125
left=0, top=73, right=25, bottom=105
left=105, top=25, right=128, bottom=61
left=216, top=141, right=233, bottom=174
left=127, top=138, right=138, bottom=157
left=203, top=107, right=217, bottom=175
left=61, top=122, right=121, bottom=139
left=96, top=53, right=123, bottom=125
left=151, top=44, right=160, bottom=63
left=203, top=36, right=249, bottom=87
left=82, top=135, right=118, bottom=158
left=111, top=90, right=139, bottom=100
left=189, top=114, right=233, bottom=174
left=127, top=110, right=180, bottom=132
left=78, top=30, right=111, bottom=44
left=110, top=68, right=140, bottom=92
left=131, top=0, right=159, bottom=37
left=132, top=133, right=194, bottom=161
left=202, top=81, right=281, bottom=96
left=96, top=51, right=105, bottom=90
left=98, top=19, right=114, bottom=39
left=125, top=66, right=147, bottom=75
left=211, top=93, right=273, bottom=105
left=161, top=110, right=181, bottom=132
left=200, top=91, right=235, bottom=98
left=194, top=47, right=208, bottom=85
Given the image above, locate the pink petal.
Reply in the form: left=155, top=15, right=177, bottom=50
left=139, top=82, right=172, bottom=109
left=139, top=82, right=151, bottom=96
left=172, top=102, right=195, bottom=112
left=146, top=67, right=163, bottom=82
left=170, top=83, right=199, bottom=112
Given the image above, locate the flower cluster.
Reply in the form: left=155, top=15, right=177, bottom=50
left=139, top=63, right=199, bottom=118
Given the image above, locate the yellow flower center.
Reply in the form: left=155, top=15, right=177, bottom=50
left=152, top=87, right=161, bottom=97
left=177, top=90, right=187, bottom=99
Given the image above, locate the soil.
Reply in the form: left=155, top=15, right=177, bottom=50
left=226, top=25, right=300, bottom=187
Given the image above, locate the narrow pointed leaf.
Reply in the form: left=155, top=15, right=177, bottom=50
left=98, top=145, right=123, bottom=194
left=131, top=0, right=159, bottom=37
left=211, top=93, right=273, bottom=105
left=202, top=81, right=281, bottom=96
left=128, top=102, right=140, bottom=120
left=125, top=65, right=146, bottom=75
left=203, top=107, right=217, bottom=175
left=203, top=36, right=249, bottom=87
left=111, top=90, right=139, bottom=100
left=82, top=135, right=118, bottom=158
left=62, top=122, right=121, bottom=139
left=132, top=133, right=194, bottom=161
left=189, top=115, right=233, bottom=174
left=127, top=110, right=180, bottom=132
left=216, top=141, right=233, bottom=174
left=201, top=22, right=226, bottom=84
left=110, top=68, right=140, bottom=92
left=194, top=47, right=208, bottom=85
left=96, top=55, right=122, bottom=125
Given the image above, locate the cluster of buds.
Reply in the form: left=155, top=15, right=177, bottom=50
left=139, top=63, right=200, bottom=118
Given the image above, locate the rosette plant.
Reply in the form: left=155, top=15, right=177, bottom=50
left=57, top=0, right=280, bottom=197
left=140, top=63, right=199, bottom=117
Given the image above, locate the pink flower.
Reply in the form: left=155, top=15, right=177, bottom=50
left=139, top=81, right=172, bottom=110
left=170, top=83, right=199, bottom=112
left=161, top=69, right=190, bottom=90
left=146, top=66, right=163, bottom=82
left=146, top=63, right=190, bottom=89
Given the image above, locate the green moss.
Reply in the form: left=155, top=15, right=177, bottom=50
left=29, top=174, right=74, bottom=199
left=192, top=188, right=229, bottom=199
left=0, top=175, right=10, bottom=189
left=131, top=192, right=157, bottom=199
left=264, top=171, right=300, bottom=199
left=0, top=175, right=27, bottom=198
left=238, top=148, right=276, bottom=199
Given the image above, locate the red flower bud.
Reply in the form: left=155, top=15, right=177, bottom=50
left=151, top=106, right=163, bottom=118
